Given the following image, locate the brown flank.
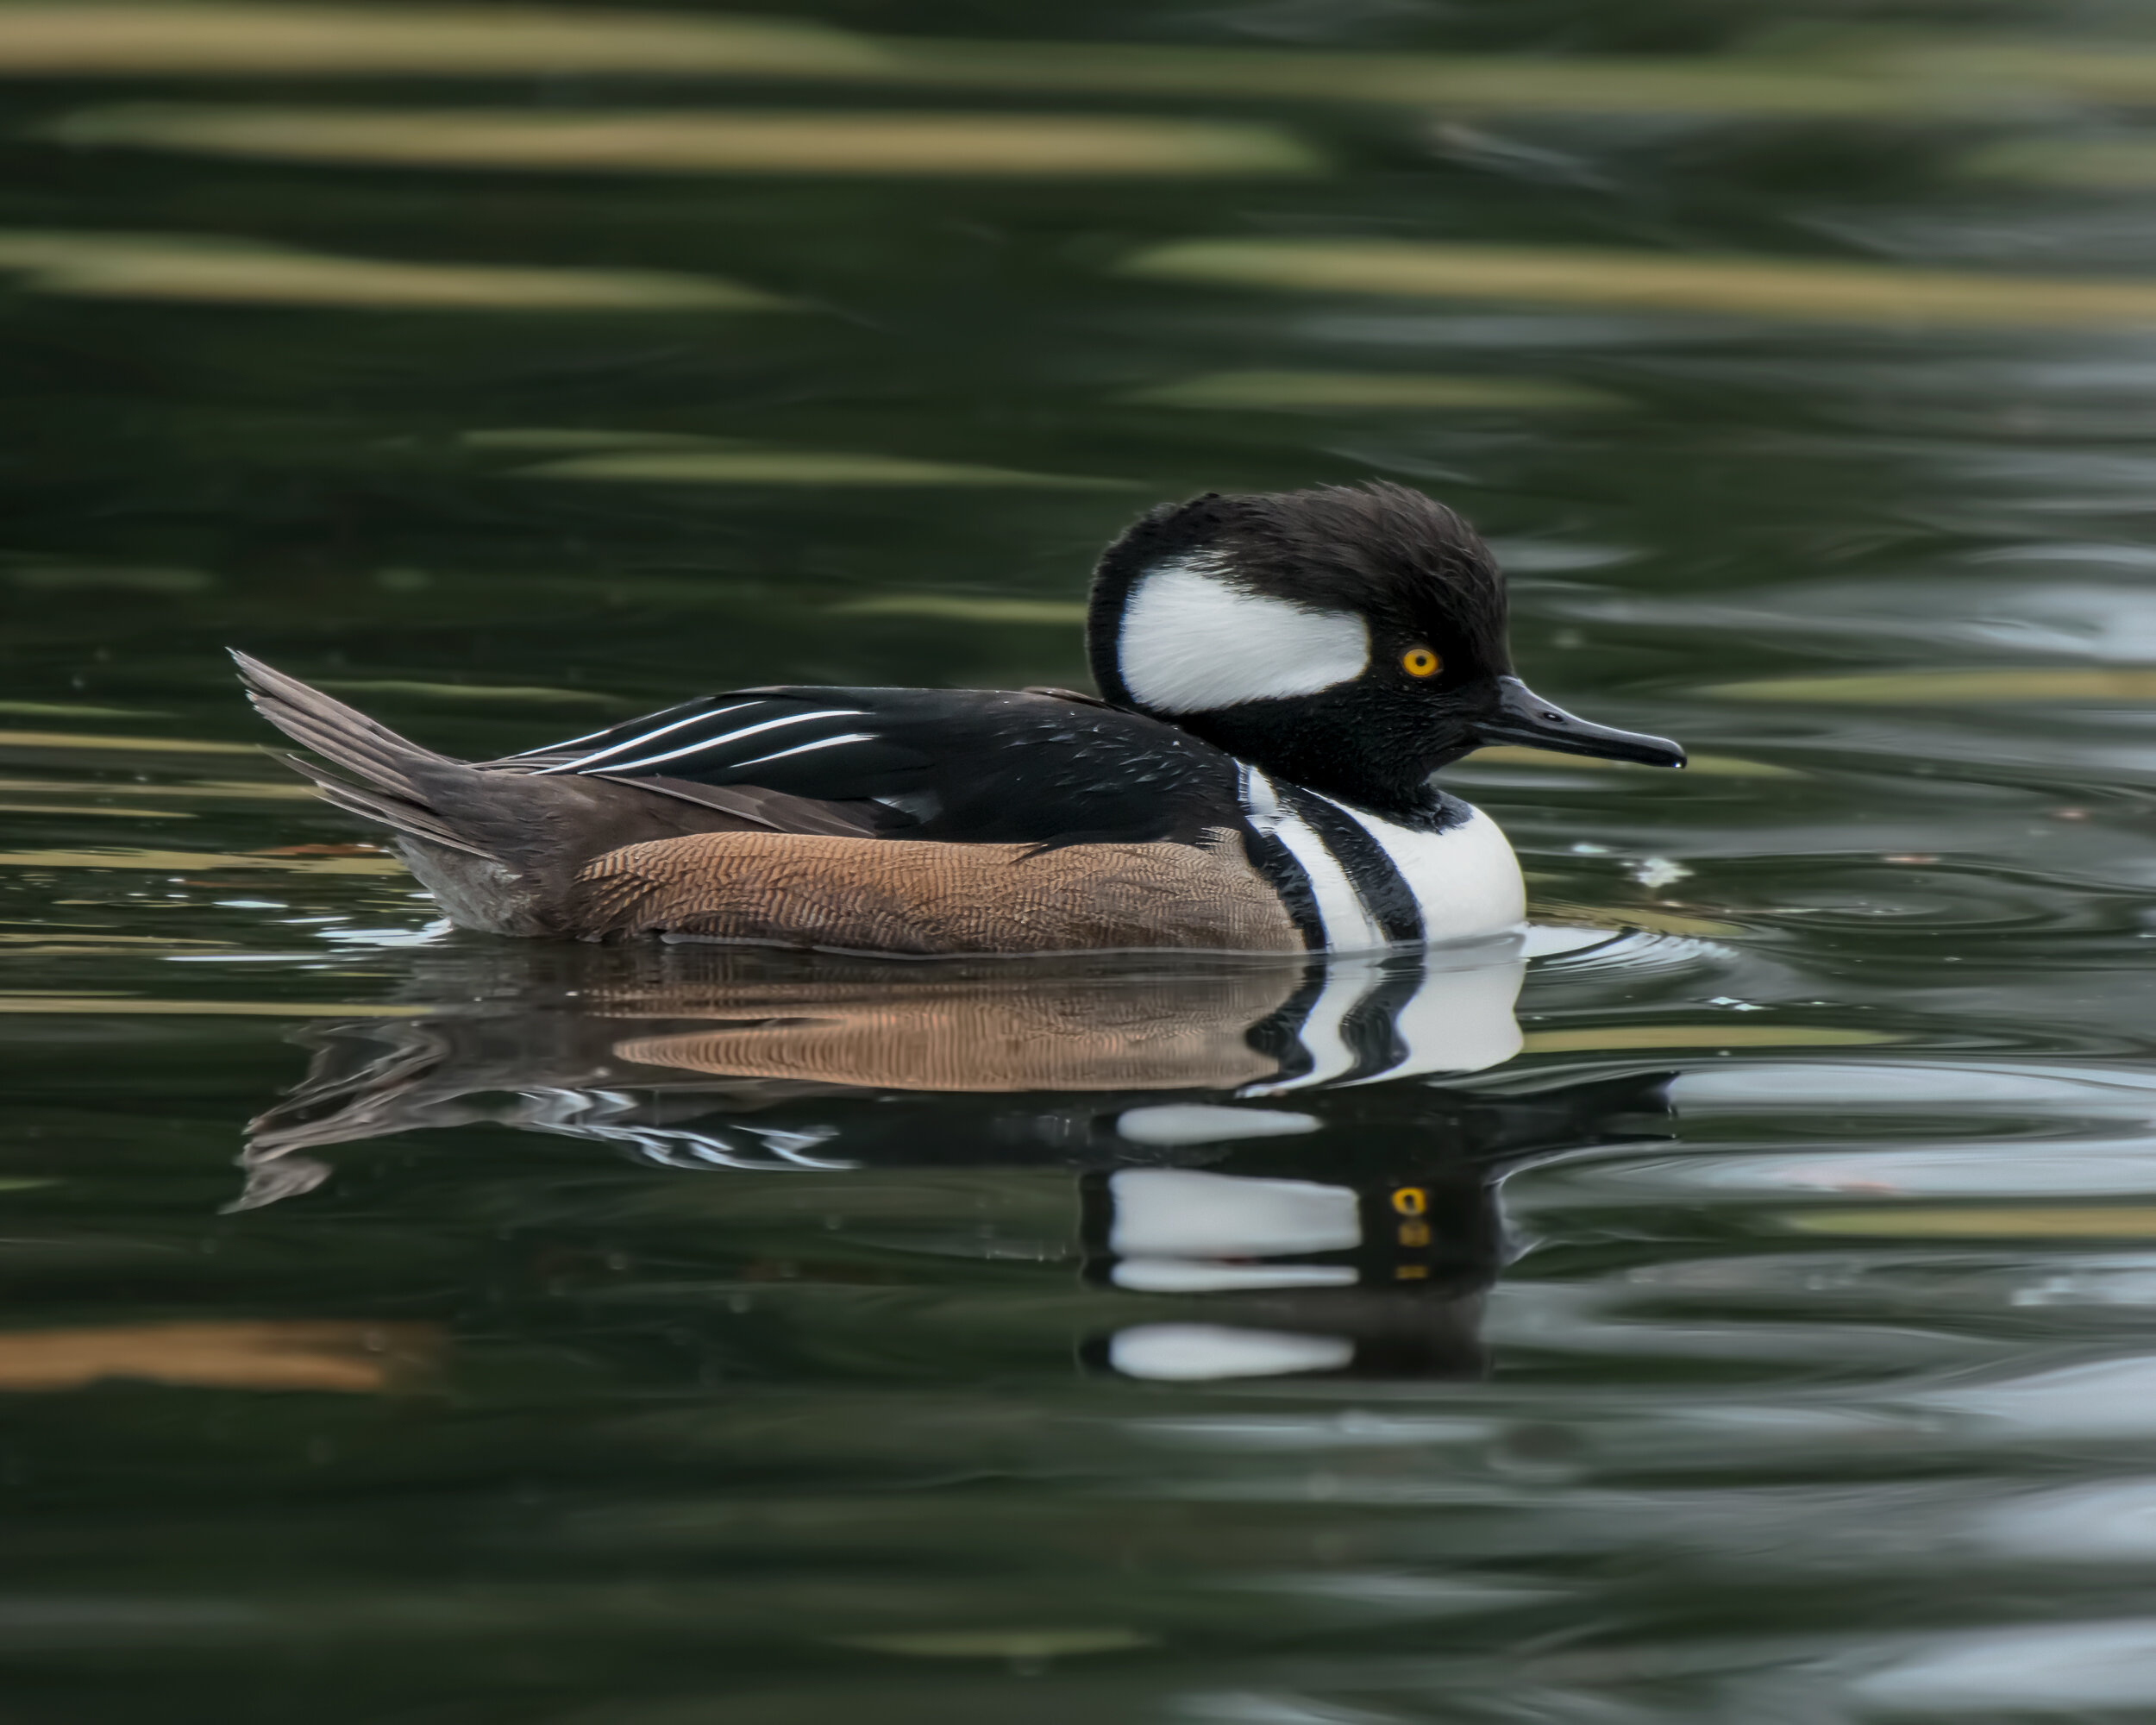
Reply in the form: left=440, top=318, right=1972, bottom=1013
left=573, top=827, right=1300, bottom=953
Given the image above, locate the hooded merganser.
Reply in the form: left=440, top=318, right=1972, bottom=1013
left=234, top=480, right=1683, bottom=954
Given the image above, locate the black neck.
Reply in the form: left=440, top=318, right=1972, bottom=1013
left=1156, top=699, right=1459, bottom=830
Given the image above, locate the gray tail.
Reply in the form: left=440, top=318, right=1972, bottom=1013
left=230, top=650, right=493, bottom=859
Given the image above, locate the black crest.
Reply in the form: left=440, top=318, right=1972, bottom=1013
left=1084, top=481, right=1518, bottom=819
left=1087, top=480, right=1512, bottom=707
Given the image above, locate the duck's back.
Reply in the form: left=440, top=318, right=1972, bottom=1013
left=501, top=685, right=1245, bottom=850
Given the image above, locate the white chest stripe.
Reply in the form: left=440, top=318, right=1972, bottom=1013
left=1241, top=767, right=1383, bottom=952
left=1319, top=798, right=1527, bottom=947
left=1244, top=957, right=1388, bottom=1094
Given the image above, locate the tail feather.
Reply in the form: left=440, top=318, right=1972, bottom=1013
left=231, top=650, right=440, bottom=802
left=231, top=649, right=883, bottom=938
left=258, top=704, right=429, bottom=802
left=232, top=649, right=494, bottom=859
left=276, top=750, right=492, bottom=859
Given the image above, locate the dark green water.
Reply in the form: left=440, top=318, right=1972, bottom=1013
left=9, top=3, right=2156, bottom=1719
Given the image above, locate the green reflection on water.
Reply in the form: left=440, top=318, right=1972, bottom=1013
left=7, top=1, right=2156, bottom=1720
left=0, top=228, right=789, bottom=310
left=1124, top=238, right=2156, bottom=329
left=54, top=104, right=1330, bottom=179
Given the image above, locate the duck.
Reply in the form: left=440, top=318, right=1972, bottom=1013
left=234, top=480, right=1683, bottom=955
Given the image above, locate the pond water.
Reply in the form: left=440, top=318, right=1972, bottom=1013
left=9, top=2, right=2156, bottom=1719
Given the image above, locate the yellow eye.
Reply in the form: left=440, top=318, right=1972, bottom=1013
left=1401, top=646, right=1441, bottom=679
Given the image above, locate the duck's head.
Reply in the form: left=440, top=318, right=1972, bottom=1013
left=1088, top=481, right=1684, bottom=818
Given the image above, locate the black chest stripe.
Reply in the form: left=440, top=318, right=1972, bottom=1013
left=1337, top=952, right=1430, bottom=1082
left=1278, top=787, right=1425, bottom=947
left=1243, top=956, right=1331, bottom=1077
left=1241, top=828, right=1326, bottom=952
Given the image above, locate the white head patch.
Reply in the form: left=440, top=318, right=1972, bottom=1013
left=1119, top=555, right=1369, bottom=714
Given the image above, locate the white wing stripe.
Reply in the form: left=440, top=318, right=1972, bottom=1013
left=721, top=731, right=876, bottom=773
left=511, top=702, right=701, bottom=757
left=594, top=707, right=866, bottom=775
left=536, top=701, right=757, bottom=775
left=1323, top=798, right=1526, bottom=946
left=515, top=721, right=617, bottom=755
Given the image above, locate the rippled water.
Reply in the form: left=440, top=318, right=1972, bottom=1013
left=9, top=3, right=2156, bottom=1719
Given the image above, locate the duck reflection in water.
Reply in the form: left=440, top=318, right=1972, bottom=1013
left=242, top=935, right=1670, bottom=1383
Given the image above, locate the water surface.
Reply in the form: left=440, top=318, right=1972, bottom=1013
left=7, top=2, right=2156, bottom=1719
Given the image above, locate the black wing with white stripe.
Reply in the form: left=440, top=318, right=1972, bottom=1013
left=500, top=687, right=1245, bottom=847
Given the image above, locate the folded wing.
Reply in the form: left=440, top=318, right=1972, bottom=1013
left=501, top=686, right=1240, bottom=847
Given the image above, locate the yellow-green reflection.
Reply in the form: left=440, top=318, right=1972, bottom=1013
left=0, top=776, right=318, bottom=800
left=0, top=4, right=892, bottom=78
left=1786, top=1206, right=2156, bottom=1239
left=828, top=595, right=1088, bottom=625
left=318, top=679, right=621, bottom=706
left=1124, top=370, right=1622, bottom=411
left=0, top=1320, right=436, bottom=1393
left=56, top=104, right=1324, bottom=178
left=481, top=428, right=1137, bottom=488
left=1879, top=37, right=2156, bottom=104
left=0, top=699, right=160, bottom=718
left=5, top=945, right=204, bottom=957
left=837, top=1628, right=1158, bottom=1659
left=0, top=4, right=1957, bottom=115
left=0, top=846, right=404, bottom=874
left=34, top=7, right=2156, bottom=125
left=463, top=428, right=755, bottom=453
left=1470, top=744, right=1796, bottom=778
left=0, top=230, right=783, bottom=310
left=0, top=801, right=194, bottom=819
left=0, top=932, right=232, bottom=948
left=1521, top=1024, right=1893, bottom=1053
left=1964, top=138, right=2156, bottom=187
left=527, top=446, right=1137, bottom=489
left=9, top=564, right=214, bottom=594
left=1714, top=667, right=2156, bottom=703
left=36, top=8, right=2156, bottom=121
left=0, top=996, right=431, bottom=1016
left=1121, top=239, right=2156, bottom=330
left=895, top=40, right=1908, bottom=112
left=0, top=729, right=259, bottom=755
left=1537, top=903, right=1746, bottom=938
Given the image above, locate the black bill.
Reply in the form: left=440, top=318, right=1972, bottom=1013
left=1472, top=675, right=1686, bottom=768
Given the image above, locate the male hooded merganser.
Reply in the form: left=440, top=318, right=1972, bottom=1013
left=235, top=480, right=1683, bottom=954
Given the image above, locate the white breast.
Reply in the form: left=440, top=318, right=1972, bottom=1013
left=1333, top=800, right=1527, bottom=947
left=1240, top=769, right=1382, bottom=950
left=1240, top=766, right=1526, bottom=951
